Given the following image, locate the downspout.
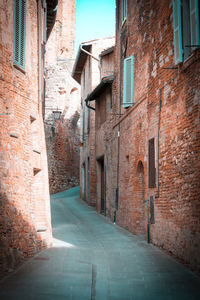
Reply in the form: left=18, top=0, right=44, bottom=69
left=80, top=44, right=100, bottom=62
left=146, top=199, right=150, bottom=243
left=82, top=44, right=98, bottom=112
left=42, top=0, right=47, bottom=118
left=37, top=0, right=42, bottom=110
left=85, top=99, right=96, bottom=111
left=115, top=14, right=123, bottom=223
left=80, top=44, right=101, bottom=86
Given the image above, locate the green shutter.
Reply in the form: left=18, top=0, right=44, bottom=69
left=123, top=56, right=134, bottom=108
left=14, top=0, right=26, bottom=70
left=173, top=0, right=183, bottom=65
left=190, top=0, right=200, bottom=49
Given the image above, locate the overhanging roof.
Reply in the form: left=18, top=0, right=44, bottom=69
left=100, top=46, right=114, bottom=57
left=85, top=75, right=114, bottom=102
left=72, top=44, right=92, bottom=84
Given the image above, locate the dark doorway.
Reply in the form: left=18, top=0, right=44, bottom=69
left=100, top=159, right=106, bottom=215
left=87, top=157, right=90, bottom=203
left=82, top=163, right=86, bottom=201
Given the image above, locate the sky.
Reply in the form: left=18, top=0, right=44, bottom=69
left=75, top=0, right=116, bottom=56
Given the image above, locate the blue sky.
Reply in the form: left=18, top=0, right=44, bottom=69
left=75, top=0, right=116, bottom=56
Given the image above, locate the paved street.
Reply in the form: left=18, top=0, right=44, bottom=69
left=0, top=186, right=200, bottom=300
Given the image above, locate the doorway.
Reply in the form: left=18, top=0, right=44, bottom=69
left=82, top=163, right=86, bottom=201
left=99, top=158, right=106, bottom=215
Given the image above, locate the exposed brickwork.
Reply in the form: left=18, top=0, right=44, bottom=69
left=45, top=0, right=80, bottom=194
left=78, top=1, right=200, bottom=275
left=45, top=111, right=80, bottom=194
left=111, top=0, right=200, bottom=273
left=0, top=0, right=52, bottom=278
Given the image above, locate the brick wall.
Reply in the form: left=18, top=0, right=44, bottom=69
left=0, top=0, right=52, bottom=278
left=111, top=0, right=200, bottom=273
left=45, top=0, right=81, bottom=194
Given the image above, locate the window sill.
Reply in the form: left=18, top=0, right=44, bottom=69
left=121, top=18, right=127, bottom=30
left=13, top=63, right=26, bottom=74
left=179, top=48, right=200, bottom=72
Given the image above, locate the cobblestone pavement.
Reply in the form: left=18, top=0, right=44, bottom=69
left=0, top=187, right=200, bottom=299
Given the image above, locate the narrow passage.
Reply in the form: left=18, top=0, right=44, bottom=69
left=0, top=187, right=200, bottom=300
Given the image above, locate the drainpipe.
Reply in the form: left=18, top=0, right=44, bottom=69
left=80, top=44, right=100, bottom=62
left=37, top=0, right=42, bottom=110
left=85, top=99, right=96, bottom=111
left=80, top=44, right=101, bottom=83
left=114, top=23, right=123, bottom=223
left=146, top=199, right=150, bottom=243
left=81, top=44, right=99, bottom=113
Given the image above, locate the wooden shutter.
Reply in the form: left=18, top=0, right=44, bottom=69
left=148, top=138, right=156, bottom=188
left=190, top=0, right=200, bottom=49
left=123, top=56, right=134, bottom=108
left=14, top=0, right=26, bottom=69
left=173, top=0, right=183, bottom=65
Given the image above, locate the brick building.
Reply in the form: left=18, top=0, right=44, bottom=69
left=44, top=0, right=80, bottom=194
left=84, top=47, right=115, bottom=214
left=75, top=0, right=200, bottom=274
left=111, top=0, right=200, bottom=273
left=72, top=37, right=115, bottom=206
left=0, top=0, right=57, bottom=277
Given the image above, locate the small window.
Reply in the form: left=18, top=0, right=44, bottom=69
left=148, top=138, right=156, bottom=188
left=173, top=0, right=200, bottom=65
left=123, top=56, right=134, bottom=108
left=14, top=0, right=26, bottom=70
left=121, top=0, right=127, bottom=23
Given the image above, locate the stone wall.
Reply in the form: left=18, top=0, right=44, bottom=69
left=45, top=0, right=80, bottom=194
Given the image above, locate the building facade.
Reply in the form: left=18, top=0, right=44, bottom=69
left=111, top=0, right=200, bottom=273
left=77, top=0, right=200, bottom=274
left=44, top=0, right=80, bottom=194
left=85, top=47, right=115, bottom=215
left=72, top=37, right=115, bottom=206
left=0, top=0, right=56, bottom=277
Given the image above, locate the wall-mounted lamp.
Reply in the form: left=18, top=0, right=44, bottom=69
left=52, top=110, right=61, bottom=120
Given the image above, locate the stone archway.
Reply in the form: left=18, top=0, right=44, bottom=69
left=135, top=161, right=145, bottom=236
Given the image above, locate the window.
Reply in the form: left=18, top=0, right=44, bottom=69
left=173, top=0, right=200, bottom=64
left=123, top=56, right=134, bottom=108
left=148, top=138, right=156, bottom=188
left=14, top=0, right=26, bottom=70
left=121, top=0, right=127, bottom=23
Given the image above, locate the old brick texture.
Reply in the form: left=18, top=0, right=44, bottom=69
left=108, top=0, right=200, bottom=274
left=44, top=0, right=80, bottom=194
left=0, top=0, right=52, bottom=278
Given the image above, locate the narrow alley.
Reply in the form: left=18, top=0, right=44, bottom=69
left=0, top=187, right=200, bottom=300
